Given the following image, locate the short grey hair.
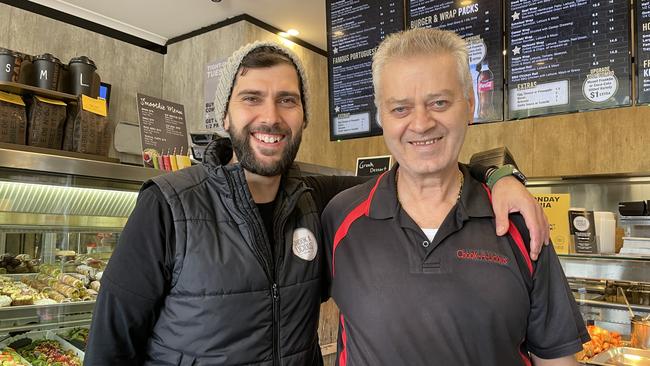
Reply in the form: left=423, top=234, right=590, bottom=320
left=372, top=28, right=473, bottom=108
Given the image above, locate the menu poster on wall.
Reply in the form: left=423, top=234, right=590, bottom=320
left=407, top=0, right=504, bottom=124
left=327, top=0, right=405, bottom=140
left=136, top=93, right=189, bottom=169
left=636, top=1, right=650, bottom=103
left=204, top=59, right=226, bottom=134
left=507, top=0, right=631, bottom=120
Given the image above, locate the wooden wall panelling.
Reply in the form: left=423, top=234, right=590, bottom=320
left=531, top=106, right=650, bottom=177
left=460, top=119, right=535, bottom=175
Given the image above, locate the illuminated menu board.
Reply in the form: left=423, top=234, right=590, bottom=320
left=407, top=0, right=504, bottom=124
left=507, top=0, right=631, bottom=119
left=637, top=0, right=650, bottom=103
left=327, top=0, right=404, bottom=140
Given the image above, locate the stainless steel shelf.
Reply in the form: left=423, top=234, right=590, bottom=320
left=559, top=254, right=650, bottom=282
left=0, top=301, right=94, bottom=334
left=527, top=174, right=650, bottom=187
left=0, top=145, right=163, bottom=184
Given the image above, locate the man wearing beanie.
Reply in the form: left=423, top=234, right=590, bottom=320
left=85, top=41, right=548, bottom=365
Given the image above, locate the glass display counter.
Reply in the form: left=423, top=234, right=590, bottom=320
left=0, top=145, right=160, bottom=362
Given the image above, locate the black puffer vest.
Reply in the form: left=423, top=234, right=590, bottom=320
left=143, top=158, right=323, bottom=366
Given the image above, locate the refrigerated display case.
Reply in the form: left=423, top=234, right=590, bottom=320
left=0, top=145, right=161, bottom=362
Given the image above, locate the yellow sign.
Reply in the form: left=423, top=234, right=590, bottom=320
left=81, top=95, right=107, bottom=117
left=35, top=95, right=66, bottom=106
left=534, top=193, right=571, bottom=254
left=0, top=91, right=25, bottom=106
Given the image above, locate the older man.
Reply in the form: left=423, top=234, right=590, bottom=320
left=322, top=28, right=588, bottom=366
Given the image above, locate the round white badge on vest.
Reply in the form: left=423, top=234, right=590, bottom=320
left=292, top=228, right=318, bottom=261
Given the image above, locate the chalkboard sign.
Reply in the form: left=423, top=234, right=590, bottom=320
left=506, top=0, right=631, bottom=119
left=407, top=0, right=504, bottom=124
left=327, top=0, right=405, bottom=140
left=637, top=0, right=650, bottom=104
left=136, top=93, right=188, bottom=169
left=356, top=155, right=393, bottom=176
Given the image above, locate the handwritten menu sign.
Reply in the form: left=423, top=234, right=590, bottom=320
left=136, top=93, right=188, bottom=169
left=327, top=0, right=404, bottom=140
left=637, top=1, right=650, bottom=103
left=356, top=155, right=392, bottom=176
left=506, top=0, right=631, bottom=119
left=407, top=0, right=504, bottom=124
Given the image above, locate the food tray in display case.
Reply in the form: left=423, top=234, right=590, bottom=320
left=55, top=326, right=88, bottom=352
left=0, top=346, right=30, bottom=365
left=588, top=346, right=650, bottom=365
left=0, top=329, right=84, bottom=365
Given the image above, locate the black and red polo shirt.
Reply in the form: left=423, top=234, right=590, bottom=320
left=321, top=164, right=589, bottom=366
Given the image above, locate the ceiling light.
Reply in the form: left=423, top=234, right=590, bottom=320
left=279, top=32, right=289, bottom=38
left=287, top=29, right=299, bottom=36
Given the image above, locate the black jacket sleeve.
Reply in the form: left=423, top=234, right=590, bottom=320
left=468, top=163, right=492, bottom=184
left=301, top=175, right=369, bottom=215
left=85, top=186, right=175, bottom=366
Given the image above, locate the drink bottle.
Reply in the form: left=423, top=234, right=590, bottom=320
left=477, top=61, right=495, bottom=120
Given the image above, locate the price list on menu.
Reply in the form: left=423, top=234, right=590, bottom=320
left=507, top=0, right=631, bottom=119
left=327, top=0, right=404, bottom=140
left=407, top=0, right=504, bottom=124
left=637, top=1, right=650, bottom=103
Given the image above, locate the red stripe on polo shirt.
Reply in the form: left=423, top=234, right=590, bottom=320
left=481, top=184, right=533, bottom=276
left=339, top=314, right=348, bottom=366
left=519, top=341, right=532, bottom=366
left=332, top=172, right=387, bottom=276
left=508, top=221, right=533, bottom=275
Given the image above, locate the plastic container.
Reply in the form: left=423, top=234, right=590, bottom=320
left=595, top=211, right=616, bottom=254
left=68, top=56, right=98, bottom=96
left=31, top=53, right=61, bottom=90
left=0, top=48, right=21, bottom=82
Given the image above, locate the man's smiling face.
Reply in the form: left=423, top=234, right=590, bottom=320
left=225, top=63, right=305, bottom=177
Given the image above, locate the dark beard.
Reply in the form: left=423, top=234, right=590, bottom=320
left=229, top=123, right=302, bottom=177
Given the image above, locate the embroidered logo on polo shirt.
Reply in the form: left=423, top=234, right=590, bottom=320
left=456, top=249, right=509, bottom=266
left=292, top=228, right=318, bottom=261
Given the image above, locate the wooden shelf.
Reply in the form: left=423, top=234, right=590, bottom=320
left=0, top=80, right=77, bottom=102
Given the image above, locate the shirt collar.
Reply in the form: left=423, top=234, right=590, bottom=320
left=367, top=163, right=495, bottom=221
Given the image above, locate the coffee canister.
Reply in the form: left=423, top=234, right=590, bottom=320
left=0, top=48, right=22, bottom=82
left=32, top=53, right=61, bottom=90
left=68, top=56, right=97, bottom=96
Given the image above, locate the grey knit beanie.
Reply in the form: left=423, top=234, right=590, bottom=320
left=214, top=41, right=311, bottom=130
